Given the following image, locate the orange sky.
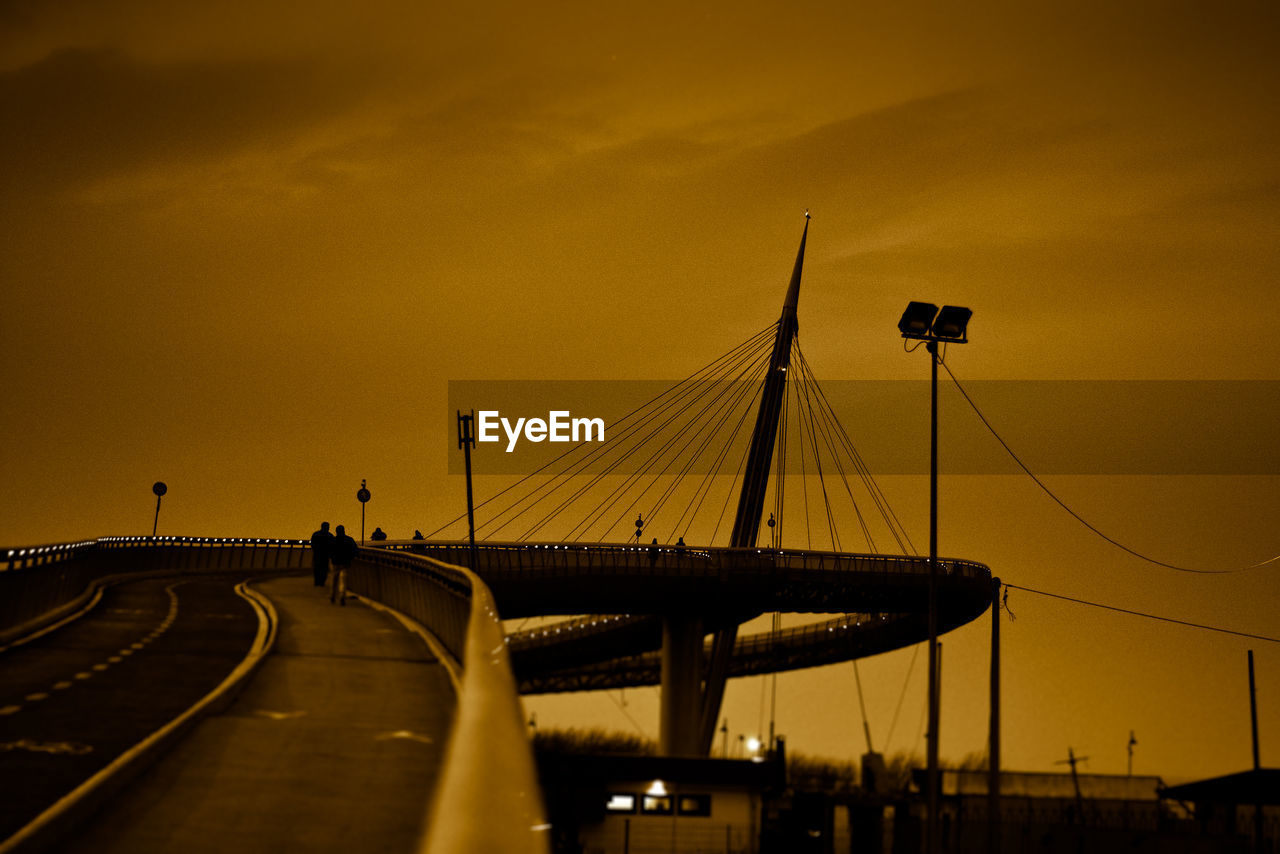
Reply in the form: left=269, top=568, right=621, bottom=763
left=2, top=1, right=1278, bottom=782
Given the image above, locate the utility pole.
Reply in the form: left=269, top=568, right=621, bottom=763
left=1056, top=748, right=1089, bottom=825
left=926, top=338, right=941, bottom=854
left=457, top=410, right=478, bottom=570
left=1249, top=650, right=1263, bottom=854
left=988, top=577, right=1001, bottom=854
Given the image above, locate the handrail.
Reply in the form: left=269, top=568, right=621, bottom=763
left=387, top=555, right=550, bottom=854
left=340, top=547, right=548, bottom=851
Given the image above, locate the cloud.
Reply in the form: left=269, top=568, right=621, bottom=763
left=0, top=46, right=376, bottom=200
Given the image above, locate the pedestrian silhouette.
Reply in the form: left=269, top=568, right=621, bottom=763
left=309, top=522, right=334, bottom=587
left=370, top=527, right=387, bottom=541
left=412, top=529, right=425, bottom=540
left=331, top=524, right=357, bottom=605
left=649, top=537, right=659, bottom=566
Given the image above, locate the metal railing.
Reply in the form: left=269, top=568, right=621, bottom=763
left=0, top=536, right=310, bottom=644
left=384, top=539, right=989, bottom=580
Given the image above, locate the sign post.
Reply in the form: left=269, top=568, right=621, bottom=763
left=151, top=481, right=167, bottom=537
left=356, top=479, right=371, bottom=544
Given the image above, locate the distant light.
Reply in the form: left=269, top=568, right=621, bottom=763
left=646, top=779, right=668, bottom=797
left=746, top=736, right=762, bottom=754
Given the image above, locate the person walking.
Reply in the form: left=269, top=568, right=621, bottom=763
left=330, top=524, right=357, bottom=605
left=370, top=527, right=387, bottom=541
left=309, top=522, right=334, bottom=587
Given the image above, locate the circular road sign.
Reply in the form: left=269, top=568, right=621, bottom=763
left=153, top=481, right=168, bottom=497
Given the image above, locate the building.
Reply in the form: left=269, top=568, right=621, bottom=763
left=1160, top=767, right=1280, bottom=852
left=537, top=752, right=784, bottom=854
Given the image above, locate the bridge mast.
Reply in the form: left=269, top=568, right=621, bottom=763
left=661, top=214, right=808, bottom=755
left=728, top=213, right=807, bottom=550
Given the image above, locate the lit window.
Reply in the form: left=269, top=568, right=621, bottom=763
left=641, top=795, right=673, bottom=815
left=605, top=793, right=636, bottom=814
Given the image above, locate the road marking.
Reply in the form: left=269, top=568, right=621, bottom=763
left=131, top=643, right=145, bottom=649
left=108, top=656, right=122, bottom=663
left=0, top=705, right=21, bottom=715
left=91, top=663, right=109, bottom=671
left=25, top=693, right=49, bottom=702
left=118, top=649, right=133, bottom=656
left=375, top=730, right=434, bottom=744
left=253, top=710, right=307, bottom=721
left=52, top=681, right=72, bottom=690
left=73, top=672, right=92, bottom=680
left=0, top=739, right=93, bottom=755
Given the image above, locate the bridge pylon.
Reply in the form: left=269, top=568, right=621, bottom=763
left=658, top=214, right=807, bottom=756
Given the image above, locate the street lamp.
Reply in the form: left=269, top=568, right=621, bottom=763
left=898, top=301, right=972, bottom=854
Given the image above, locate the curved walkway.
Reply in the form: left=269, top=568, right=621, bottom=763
left=51, top=576, right=456, bottom=854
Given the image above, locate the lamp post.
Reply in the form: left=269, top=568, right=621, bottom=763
left=898, top=301, right=971, bottom=854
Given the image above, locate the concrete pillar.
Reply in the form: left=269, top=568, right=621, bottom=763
left=660, top=615, right=704, bottom=756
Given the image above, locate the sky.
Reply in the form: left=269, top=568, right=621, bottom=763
left=3, top=1, right=1279, bottom=783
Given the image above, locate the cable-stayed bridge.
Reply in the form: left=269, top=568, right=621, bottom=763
left=0, top=218, right=992, bottom=853
left=421, top=214, right=993, bottom=756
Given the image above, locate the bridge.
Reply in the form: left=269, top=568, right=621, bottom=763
left=0, top=219, right=995, bottom=852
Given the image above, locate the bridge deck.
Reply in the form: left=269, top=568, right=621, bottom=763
left=48, top=576, right=456, bottom=854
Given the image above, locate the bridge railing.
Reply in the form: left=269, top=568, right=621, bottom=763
left=0, top=536, right=310, bottom=644
left=384, top=539, right=990, bottom=580
left=346, top=547, right=549, bottom=854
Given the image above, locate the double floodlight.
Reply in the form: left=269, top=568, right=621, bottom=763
left=898, top=301, right=973, bottom=343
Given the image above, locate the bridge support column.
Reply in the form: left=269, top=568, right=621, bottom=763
left=660, top=615, right=704, bottom=756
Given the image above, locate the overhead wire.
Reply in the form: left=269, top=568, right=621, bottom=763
left=941, top=361, right=1280, bottom=575
left=1003, top=582, right=1280, bottom=644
